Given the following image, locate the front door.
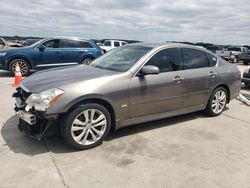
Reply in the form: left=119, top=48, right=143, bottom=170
left=33, top=39, right=62, bottom=69
left=129, top=48, right=185, bottom=118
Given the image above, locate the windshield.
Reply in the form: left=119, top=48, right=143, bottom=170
left=90, top=46, right=152, bottom=72
left=30, top=38, right=47, bottom=47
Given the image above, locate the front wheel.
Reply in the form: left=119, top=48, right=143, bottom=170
left=9, top=59, right=30, bottom=76
left=205, top=87, right=228, bottom=116
left=60, top=103, right=111, bottom=150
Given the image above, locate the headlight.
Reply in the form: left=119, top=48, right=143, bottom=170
left=0, top=52, right=6, bottom=57
left=25, top=88, right=64, bottom=111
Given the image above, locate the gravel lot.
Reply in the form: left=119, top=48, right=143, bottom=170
left=0, top=64, right=250, bottom=188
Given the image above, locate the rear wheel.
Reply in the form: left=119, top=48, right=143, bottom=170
left=60, top=103, right=111, bottom=150
left=205, top=87, right=228, bottom=116
left=81, top=58, right=93, bottom=65
left=9, top=59, right=30, bottom=76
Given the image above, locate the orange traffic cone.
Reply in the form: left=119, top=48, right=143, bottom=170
left=12, top=63, right=23, bottom=87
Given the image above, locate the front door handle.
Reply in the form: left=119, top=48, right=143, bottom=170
left=209, top=71, right=217, bottom=77
left=173, top=76, right=184, bottom=83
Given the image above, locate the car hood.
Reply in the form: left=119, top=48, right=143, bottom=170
left=21, top=65, right=120, bottom=93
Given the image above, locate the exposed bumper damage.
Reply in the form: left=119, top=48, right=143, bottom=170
left=13, top=87, right=58, bottom=140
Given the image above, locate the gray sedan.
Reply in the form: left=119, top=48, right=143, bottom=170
left=13, top=43, right=241, bottom=150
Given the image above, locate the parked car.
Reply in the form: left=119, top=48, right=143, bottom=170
left=21, top=38, right=42, bottom=47
left=0, top=37, right=103, bottom=76
left=0, top=38, right=5, bottom=50
left=215, top=46, right=247, bottom=63
left=206, top=45, right=224, bottom=53
left=13, top=43, right=241, bottom=150
left=242, top=67, right=250, bottom=87
left=0, top=37, right=23, bottom=49
left=101, top=40, right=128, bottom=53
left=238, top=49, right=250, bottom=65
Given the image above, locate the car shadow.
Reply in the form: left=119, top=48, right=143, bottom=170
left=0, top=70, right=12, bottom=77
left=106, top=111, right=206, bottom=141
left=1, top=111, right=213, bottom=155
left=0, top=70, right=35, bottom=78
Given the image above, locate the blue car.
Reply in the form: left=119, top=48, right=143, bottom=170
left=0, top=37, right=103, bottom=76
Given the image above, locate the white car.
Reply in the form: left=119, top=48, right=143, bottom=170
left=101, top=40, right=128, bottom=53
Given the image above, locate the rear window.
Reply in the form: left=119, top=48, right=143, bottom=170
left=182, top=48, right=209, bottom=69
left=104, top=41, right=111, bottom=46
left=207, top=46, right=219, bottom=51
left=227, top=47, right=241, bottom=52
left=207, top=53, right=217, bottom=67
left=114, top=42, right=120, bottom=47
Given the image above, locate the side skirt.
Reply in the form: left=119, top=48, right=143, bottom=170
left=116, top=104, right=205, bottom=129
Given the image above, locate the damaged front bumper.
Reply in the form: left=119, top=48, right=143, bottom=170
left=13, top=87, right=59, bottom=140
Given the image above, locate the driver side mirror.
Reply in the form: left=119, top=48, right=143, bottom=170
left=38, top=45, right=46, bottom=51
left=138, top=65, right=160, bottom=76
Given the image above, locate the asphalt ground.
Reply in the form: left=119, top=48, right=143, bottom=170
left=0, top=64, right=250, bottom=188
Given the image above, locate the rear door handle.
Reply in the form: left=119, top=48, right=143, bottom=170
left=209, top=71, right=217, bottom=77
left=173, top=76, right=184, bottom=83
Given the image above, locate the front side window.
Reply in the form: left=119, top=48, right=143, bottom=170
left=114, top=42, right=120, bottom=47
left=146, top=48, right=180, bottom=72
left=90, top=46, right=152, bottom=72
left=42, top=39, right=60, bottom=48
left=182, top=48, right=209, bottom=69
left=122, top=42, right=127, bottom=46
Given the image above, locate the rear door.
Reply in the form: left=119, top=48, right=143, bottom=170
left=129, top=48, right=185, bottom=118
left=180, top=48, right=218, bottom=108
left=60, top=39, right=95, bottom=64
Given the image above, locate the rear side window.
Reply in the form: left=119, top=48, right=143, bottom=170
left=146, top=48, right=180, bottom=73
left=207, top=53, right=217, bottom=67
left=61, top=40, right=93, bottom=48
left=122, top=42, right=127, bottom=46
left=114, top=42, right=120, bottom=47
left=182, top=48, right=209, bottom=69
left=104, top=41, right=111, bottom=46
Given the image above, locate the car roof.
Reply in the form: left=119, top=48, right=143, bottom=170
left=127, top=42, right=206, bottom=50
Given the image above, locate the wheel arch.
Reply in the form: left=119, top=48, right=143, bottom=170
left=7, top=56, right=32, bottom=70
left=65, top=98, right=116, bottom=132
left=208, top=84, right=230, bottom=105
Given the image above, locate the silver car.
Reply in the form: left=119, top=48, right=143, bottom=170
left=13, top=43, right=241, bottom=150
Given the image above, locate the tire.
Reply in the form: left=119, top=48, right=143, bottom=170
left=205, top=87, right=228, bottom=117
left=9, top=58, right=31, bottom=76
left=243, top=60, right=249, bottom=65
left=81, top=58, right=93, bottom=65
left=60, top=103, right=111, bottom=150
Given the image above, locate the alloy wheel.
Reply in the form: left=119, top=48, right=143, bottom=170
left=211, top=90, right=227, bottom=114
left=71, top=109, right=107, bottom=145
left=12, top=60, right=29, bottom=75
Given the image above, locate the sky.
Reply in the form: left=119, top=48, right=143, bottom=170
left=0, top=0, right=250, bottom=45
